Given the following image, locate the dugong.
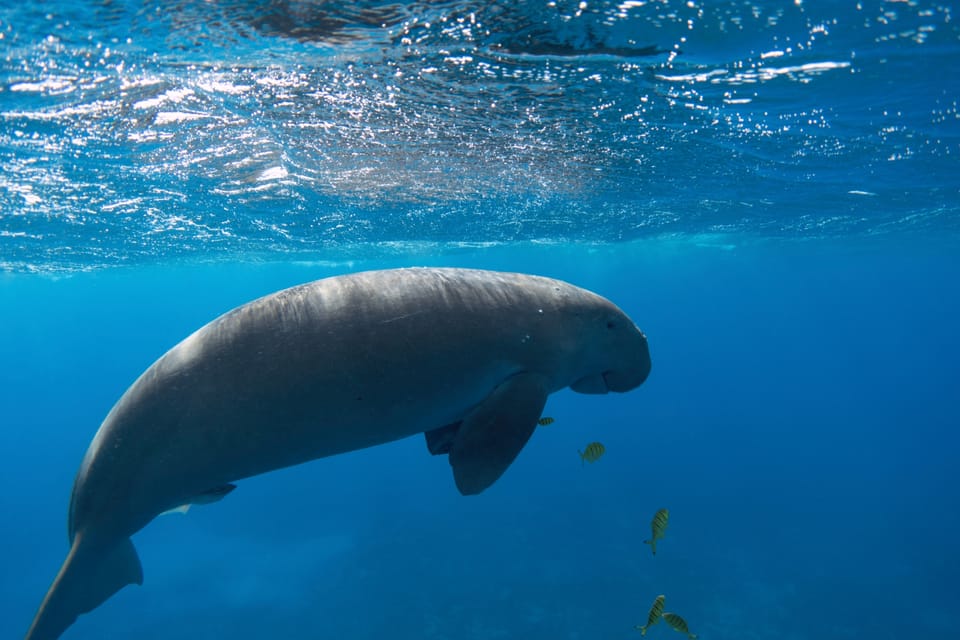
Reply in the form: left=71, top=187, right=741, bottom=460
left=26, top=267, right=651, bottom=640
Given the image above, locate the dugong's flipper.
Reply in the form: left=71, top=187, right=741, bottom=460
left=26, top=537, right=143, bottom=640
left=447, top=373, right=549, bottom=495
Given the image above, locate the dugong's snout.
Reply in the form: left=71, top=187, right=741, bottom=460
left=601, top=325, right=651, bottom=392
left=570, top=316, right=651, bottom=395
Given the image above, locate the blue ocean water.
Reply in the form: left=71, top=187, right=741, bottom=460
left=1, top=2, right=959, bottom=640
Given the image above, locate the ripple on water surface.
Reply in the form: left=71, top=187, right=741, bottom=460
left=1, top=1, right=958, bottom=271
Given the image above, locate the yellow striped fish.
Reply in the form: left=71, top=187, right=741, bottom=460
left=578, top=441, right=605, bottom=465
left=635, top=594, right=665, bottom=635
left=537, top=416, right=555, bottom=426
left=662, top=612, right=696, bottom=639
left=643, top=508, right=669, bottom=555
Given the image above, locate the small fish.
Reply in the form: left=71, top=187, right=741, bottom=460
left=537, top=416, right=555, bottom=426
left=635, top=594, right=665, bottom=635
left=578, top=441, right=605, bottom=465
left=662, top=612, right=696, bottom=639
left=643, top=508, right=669, bottom=555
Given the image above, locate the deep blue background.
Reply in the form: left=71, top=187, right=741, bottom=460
left=3, top=240, right=958, bottom=639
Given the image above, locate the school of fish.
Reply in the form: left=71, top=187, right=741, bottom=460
left=539, top=416, right=700, bottom=637
left=633, top=510, right=698, bottom=637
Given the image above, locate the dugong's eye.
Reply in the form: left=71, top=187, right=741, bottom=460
left=606, top=319, right=617, bottom=330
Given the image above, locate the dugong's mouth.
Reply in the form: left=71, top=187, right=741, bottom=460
left=601, top=360, right=651, bottom=392
left=570, top=368, right=650, bottom=395
left=602, top=370, right=632, bottom=392
left=570, top=373, right=609, bottom=394
left=602, top=371, right=618, bottom=391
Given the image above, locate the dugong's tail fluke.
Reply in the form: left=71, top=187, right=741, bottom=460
left=26, top=536, right=143, bottom=640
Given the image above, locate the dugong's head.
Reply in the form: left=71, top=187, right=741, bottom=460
left=565, top=297, right=652, bottom=395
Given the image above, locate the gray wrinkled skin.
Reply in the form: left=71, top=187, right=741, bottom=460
left=28, top=268, right=651, bottom=640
